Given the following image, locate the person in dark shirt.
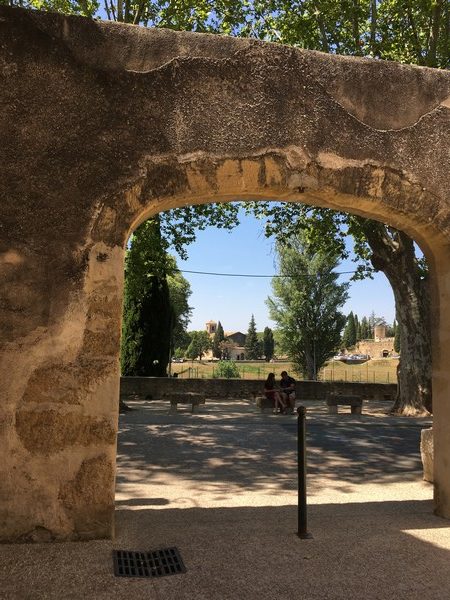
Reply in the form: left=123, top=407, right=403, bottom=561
left=280, top=371, right=296, bottom=414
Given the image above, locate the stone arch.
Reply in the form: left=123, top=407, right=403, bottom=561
left=1, top=7, right=450, bottom=541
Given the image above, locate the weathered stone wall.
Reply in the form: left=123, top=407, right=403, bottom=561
left=1, top=6, right=450, bottom=541
left=355, top=339, right=396, bottom=357
left=121, top=377, right=397, bottom=403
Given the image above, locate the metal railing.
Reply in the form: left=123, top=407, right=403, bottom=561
left=172, top=363, right=397, bottom=384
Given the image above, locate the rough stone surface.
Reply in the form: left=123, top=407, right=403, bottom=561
left=121, top=376, right=397, bottom=402
left=15, top=409, right=116, bottom=455
left=59, top=455, right=115, bottom=539
left=1, top=6, right=450, bottom=541
left=421, top=427, right=434, bottom=483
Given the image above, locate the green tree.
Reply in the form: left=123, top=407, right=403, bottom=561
left=267, top=235, right=349, bottom=380
left=360, top=317, right=370, bottom=340
left=342, top=312, right=357, bottom=349
left=212, top=321, right=225, bottom=358
left=386, top=321, right=396, bottom=338
left=263, top=326, right=275, bottom=361
left=354, top=314, right=360, bottom=341
left=186, top=330, right=211, bottom=360
left=245, top=314, right=260, bottom=359
left=120, top=218, right=172, bottom=376
left=219, top=338, right=237, bottom=360
left=167, top=261, right=192, bottom=353
left=252, top=206, right=433, bottom=413
left=214, top=360, right=240, bottom=378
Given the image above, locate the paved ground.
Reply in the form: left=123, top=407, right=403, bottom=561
left=1, top=398, right=449, bottom=600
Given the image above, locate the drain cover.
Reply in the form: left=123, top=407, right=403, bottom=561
left=113, top=547, right=186, bottom=578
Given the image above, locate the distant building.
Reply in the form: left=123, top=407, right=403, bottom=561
left=204, top=321, right=247, bottom=360
left=205, top=320, right=217, bottom=335
left=355, top=324, right=395, bottom=358
left=374, top=324, right=387, bottom=342
left=224, top=331, right=246, bottom=347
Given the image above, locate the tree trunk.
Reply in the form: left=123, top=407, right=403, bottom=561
left=361, top=222, right=432, bottom=415
left=304, top=348, right=316, bottom=380
left=370, top=0, right=378, bottom=56
left=427, top=0, right=443, bottom=67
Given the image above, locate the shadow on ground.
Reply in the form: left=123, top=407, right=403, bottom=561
left=1, top=501, right=448, bottom=600
left=116, top=399, right=431, bottom=500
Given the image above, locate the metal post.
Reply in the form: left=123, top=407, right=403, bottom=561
left=297, top=406, right=312, bottom=539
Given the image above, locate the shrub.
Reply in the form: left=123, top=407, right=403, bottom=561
left=214, top=360, right=241, bottom=378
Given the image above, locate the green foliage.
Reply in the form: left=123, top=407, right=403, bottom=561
left=120, top=218, right=192, bottom=375
left=120, top=218, right=172, bottom=376
left=5, top=0, right=99, bottom=18
left=16, top=0, right=449, bottom=69
left=167, top=262, right=192, bottom=351
left=245, top=314, right=260, bottom=359
left=212, top=321, right=225, bottom=358
left=267, top=234, right=349, bottom=380
left=360, top=316, right=371, bottom=340
left=354, top=314, right=360, bottom=341
left=214, top=360, right=240, bottom=378
left=186, top=330, right=212, bottom=360
left=160, top=203, right=241, bottom=260
left=342, top=312, right=357, bottom=349
left=173, top=347, right=185, bottom=359
left=219, top=337, right=237, bottom=360
left=263, top=326, right=275, bottom=361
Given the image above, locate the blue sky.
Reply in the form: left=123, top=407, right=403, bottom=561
left=170, top=211, right=395, bottom=333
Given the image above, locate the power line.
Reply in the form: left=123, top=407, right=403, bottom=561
left=177, top=268, right=360, bottom=278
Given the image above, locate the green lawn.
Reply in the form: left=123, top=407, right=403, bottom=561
left=172, top=358, right=398, bottom=383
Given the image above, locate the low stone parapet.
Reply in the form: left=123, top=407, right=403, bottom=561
left=121, top=376, right=397, bottom=403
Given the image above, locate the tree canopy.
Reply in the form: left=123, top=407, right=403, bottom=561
left=186, top=330, right=212, bottom=360
left=342, top=312, right=357, bottom=349
left=121, top=218, right=173, bottom=376
left=263, top=326, right=275, bottom=361
left=212, top=321, right=225, bottom=358
left=268, top=234, right=349, bottom=380
left=245, top=314, right=260, bottom=359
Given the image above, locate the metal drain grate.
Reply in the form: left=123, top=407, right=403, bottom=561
left=113, top=547, right=186, bottom=578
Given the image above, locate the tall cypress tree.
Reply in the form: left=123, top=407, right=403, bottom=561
left=360, top=316, right=370, bottom=340
left=263, top=326, right=275, bottom=361
left=342, top=312, right=357, bottom=349
left=245, top=315, right=260, bottom=359
left=212, top=321, right=225, bottom=358
left=121, top=218, right=172, bottom=376
left=354, top=314, right=361, bottom=341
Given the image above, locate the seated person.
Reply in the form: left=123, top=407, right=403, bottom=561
left=280, top=371, right=296, bottom=414
left=264, top=372, right=287, bottom=414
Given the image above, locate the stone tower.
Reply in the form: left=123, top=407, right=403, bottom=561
left=205, top=320, right=217, bottom=334
left=374, top=324, right=387, bottom=341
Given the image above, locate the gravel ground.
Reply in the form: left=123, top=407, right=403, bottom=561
left=1, top=399, right=448, bottom=600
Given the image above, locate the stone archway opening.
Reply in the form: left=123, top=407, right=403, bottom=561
left=113, top=187, right=433, bottom=530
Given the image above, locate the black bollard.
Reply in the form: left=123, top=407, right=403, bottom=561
left=297, top=405, right=312, bottom=539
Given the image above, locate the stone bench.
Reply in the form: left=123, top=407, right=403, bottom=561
left=326, top=394, right=363, bottom=415
left=167, top=392, right=205, bottom=414
left=255, top=396, right=275, bottom=414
